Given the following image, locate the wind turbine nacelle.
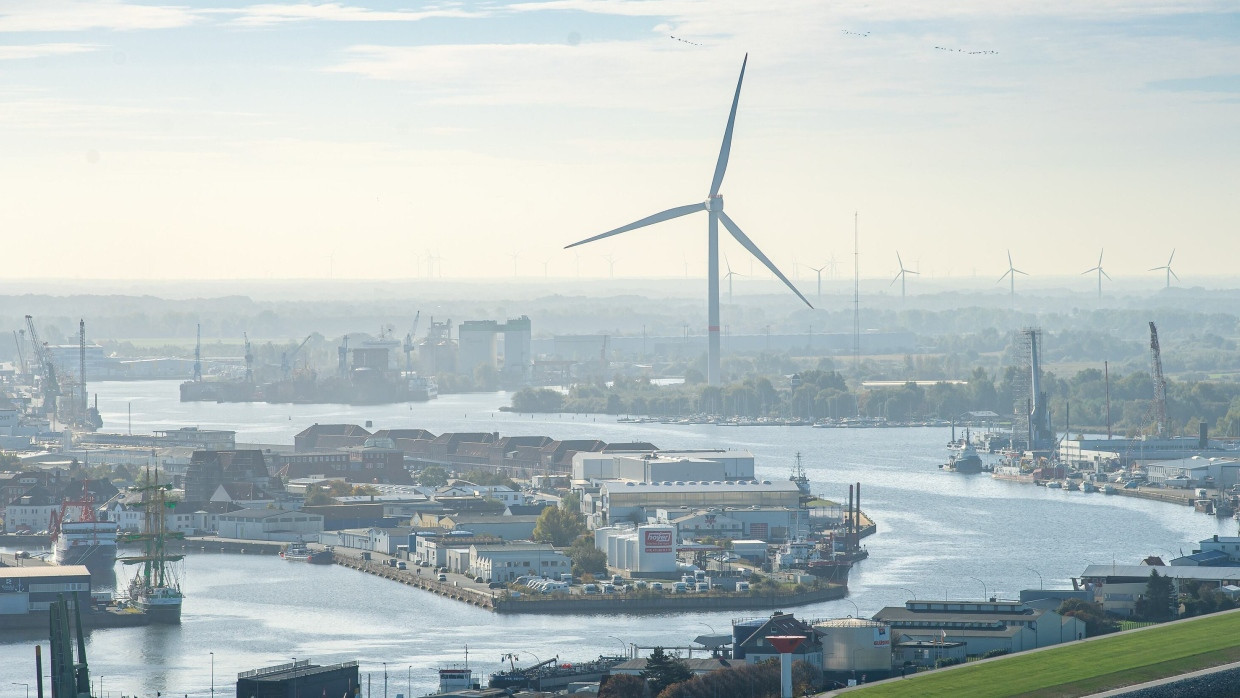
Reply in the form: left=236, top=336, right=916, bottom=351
left=705, top=196, right=724, bottom=212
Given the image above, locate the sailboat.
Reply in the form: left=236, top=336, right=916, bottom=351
left=118, top=466, right=185, bottom=624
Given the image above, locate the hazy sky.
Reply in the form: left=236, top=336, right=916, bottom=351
left=1, top=1, right=1237, bottom=285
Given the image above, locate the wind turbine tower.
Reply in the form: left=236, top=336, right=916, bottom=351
left=1150, top=250, right=1178, bottom=289
left=890, top=252, right=918, bottom=299
left=1082, top=249, right=1110, bottom=299
left=997, top=250, right=1027, bottom=299
left=808, top=264, right=826, bottom=299
left=564, top=55, right=810, bottom=385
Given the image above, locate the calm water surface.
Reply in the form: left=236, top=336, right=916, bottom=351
left=3, top=381, right=1236, bottom=696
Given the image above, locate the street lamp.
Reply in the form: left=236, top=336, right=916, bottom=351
left=210, top=651, right=215, bottom=697
left=968, top=576, right=988, bottom=600
left=383, top=661, right=388, bottom=698
left=842, top=598, right=860, bottom=617
left=407, top=665, right=412, bottom=698
left=608, top=635, right=629, bottom=657
left=897, top=587, right=916, bottom=601
left=11, top=683, right=29, bottom=698
left=1025, top=567, right=1043, bottom=590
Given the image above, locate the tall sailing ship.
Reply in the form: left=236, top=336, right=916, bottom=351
left=118, top=468, right=185, bottom=624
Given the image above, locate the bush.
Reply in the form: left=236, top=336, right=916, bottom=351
left=935, top=657, right=963, bottom=669
left=981, top=649, right=1010, bottom=659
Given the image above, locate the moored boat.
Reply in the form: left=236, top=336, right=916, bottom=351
left=118, top=467, right=184, bottom=624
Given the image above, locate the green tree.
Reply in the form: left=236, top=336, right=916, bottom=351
left=568, top=535, right=607, bottom=577
left=1138, top=569, right=1175, bottom=621
left=642, top=647, right=692, bottom=696
left=599, top=673, right=646, bottom=698
left=1057, top=598, right=1117, bottom=636
left=533, top=504, right=587, bottom=546
left=417, top=466, right=449, bottom=487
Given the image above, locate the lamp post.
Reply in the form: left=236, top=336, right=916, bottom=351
left=384, top=662, right=389, bottom=698
left=12, top=683, right=29, bottom=698
left=968, top=576, right=988, bottom=600
left=210, top=651, right=215, bottom=697
left=608, top=636, right=629, bottom=658
left=897, top=587, right=916, bottom=602
left=1025, top=567, right=1043, bottom=590
left=842, top=598, right=860, bottom=617
left=408, top=665, right=412, bottom=698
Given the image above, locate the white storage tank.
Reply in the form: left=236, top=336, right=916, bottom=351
left=815, top=618, right=892, bottom=673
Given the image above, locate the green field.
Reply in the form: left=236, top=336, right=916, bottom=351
left=847, top=609, right=1240, bottom=697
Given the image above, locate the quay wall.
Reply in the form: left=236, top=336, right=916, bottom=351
left=493, top=585, right=846, bottom=614
left=169, top=537, right=284, bottom=555
left=331, top=552, right=496, bottom=609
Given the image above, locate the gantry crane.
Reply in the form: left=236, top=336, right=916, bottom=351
left=1150, top=321, right=1168, bottom=438
left=243, top=332, right=254, bottom=383
left=25, top=315, right=60, bottom=418
left=281, top=334, right=313, bottom=379
left=403, top=311, right=421, bottom=371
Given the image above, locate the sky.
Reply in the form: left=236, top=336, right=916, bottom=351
left=1, top=0, right=1238, bottom=285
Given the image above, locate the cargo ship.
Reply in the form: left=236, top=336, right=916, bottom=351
left=489, top=655, right=626, bottom=691
left=50, top=489, right=117, bottom=572
left=281, top=541, right=333, bottom=565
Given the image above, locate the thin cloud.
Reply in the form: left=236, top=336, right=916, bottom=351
left=0, top=2, right=201, bottom=32
left=0, top=43, right=99, bottom=60
left=222, top=3, right=489, bottom=27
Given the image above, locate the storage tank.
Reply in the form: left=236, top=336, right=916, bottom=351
left=815, top=618, right=892, bottom=673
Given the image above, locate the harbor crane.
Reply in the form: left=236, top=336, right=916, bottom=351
left=193, top=324, right=202, bottom=382
left=25, top=315, right=60, bottom=419
left=1149, top=321, right=1168, bottom=438
left=243, top=332, right=254, bottom=383
left=12, top=330, right=26, bottom=377
left=403, top=311, right=421, bottom=372
left=281, top=334, right=313, bottom=379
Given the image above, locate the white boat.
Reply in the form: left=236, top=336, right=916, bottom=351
left=51, top=488, right=118, bottom=570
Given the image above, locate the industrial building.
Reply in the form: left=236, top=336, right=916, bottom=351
left=593, top=524, right=679, bottom=574
left=815, top=618, right=892, bottom=675
left=0, top=565, right=91, bottom=614
left=587, top=479, right=804, bottom=537
left=572, top=450, right=755, bottom=484
left=235, top=659, right=360, bottom=698
left=872, top=600, right=1084, bottom=656
left=215, top=508, right=324, bottom=541
left=468, top=543, right=570, bottom=582
left=454, top=316, right=533, bottom=386
left=1079, top=563, right=1240, bottom=616
left=1144, top=456, right=1240, bottom=490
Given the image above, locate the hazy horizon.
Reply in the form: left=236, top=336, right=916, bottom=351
left=1, top=1, right=1236, bottom=281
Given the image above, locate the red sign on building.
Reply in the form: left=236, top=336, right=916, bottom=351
left=643, top=529, right=673, bottom=553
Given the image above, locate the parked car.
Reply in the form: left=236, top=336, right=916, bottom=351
left=488, top=581, right=506, bottom=589
left=582, top=584, right=600, bottom=595
left=672, top=582, right=689, bottom=593
left=396, top=561, right=407, bottom=570
left=649, top=582, right=664, bottom=591
left=437, top=573, right=448, bottom=582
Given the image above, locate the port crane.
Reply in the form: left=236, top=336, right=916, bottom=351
left=24, top=315, right=60, bottom=419
left=1150, top=321, right=1168, bottom=438
left=403, top=310, right=421, bottom=371
left=12, top=330, right=26, bottom=377
left=193, top=324, right=202, bottom=382
left=281, top=334, right=313, bottom=379
left=243, top=332, right=254, bottom=383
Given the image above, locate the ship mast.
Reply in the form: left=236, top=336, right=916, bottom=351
left=119, top=463, right=184, bottom=589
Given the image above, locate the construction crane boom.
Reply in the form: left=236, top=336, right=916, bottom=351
left=1149, top=321, right=1168, bottom=438
left=281, top=334, right=314, bottom=379
left=12, top=330, right=26, bottom=377
left=403, top=310, right=421, bottom=371
left=25, top=315, right=60, bottom=418
left=243, top=332, right=254, bottom=383
left=193, top=324, right=202, bottom=382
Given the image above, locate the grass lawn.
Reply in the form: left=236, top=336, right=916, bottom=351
left=848, top=610, right=1240, bottom=697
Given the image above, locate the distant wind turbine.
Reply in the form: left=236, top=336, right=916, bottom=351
left=1149, top=249, right=1178, bottom=289
left=723, top=254, right=744, bottom=302
left=827, top=253, right=839, bottom=279
left=997, top=250, right=1027, bottom=298
left=603, top=253, right=617, bottom=278
left=889, top=252, right=918, bottom=298
left=509, top=251, right=521, bottom=278
left=563, top=54, right=810, bottom=385
left=807, top=263, right=827, bottom=299
left=1082, top=249, right=1110, bottom=299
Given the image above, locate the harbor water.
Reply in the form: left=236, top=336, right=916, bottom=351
left=2, top=380, right=1236, bottom=696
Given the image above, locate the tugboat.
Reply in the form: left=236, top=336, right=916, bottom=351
left=773, top=536, right=853, bottom=584
left=942, top=442, right=985, bottom=474
left=118, top=467, right=184, bottom=624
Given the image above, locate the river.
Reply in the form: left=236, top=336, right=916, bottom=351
left=2, top=381, right=1235, bottom=696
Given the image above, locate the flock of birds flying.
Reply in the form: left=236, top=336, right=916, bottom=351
left=670, top=31, right=997, bottom=55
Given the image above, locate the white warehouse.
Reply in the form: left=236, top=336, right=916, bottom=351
left=594, top=524, right=678, bottom=574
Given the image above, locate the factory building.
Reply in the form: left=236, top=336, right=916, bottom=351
left=872, top=600, right=1084, bottom=656
left=572, top=450, right=756, bottom=484
left=469, top=543, right=570, bottom=582
left=455, top=316, right=533, bottom=387
left=0, top=566, right=91, bottom=614
left=593, top=524, right=678, bottom=574
left=589, top=479, right=803, bottom=533
left=1144, top=456, right=1240, bottom=490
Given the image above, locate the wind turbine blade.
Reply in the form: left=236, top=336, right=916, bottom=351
left=709, top=54, right=748, bottom=197
left=896, top=251, right=904, bottom=269
left=1081, top=267, right=1098, bottom=275
left=1168, top=249, right=1175, bottom=265
left=1101, top=269, right=1111, bottom=281
left=998, top=270, right=1011, bottom=283
left=1007, top=250, right=1013, bottom=267
left=1149, top=266, right=1162, bottom=272
left=1171, top=268, right=1180, bottom=281
left=1098, top=249, right=1104, bottom=266
left=1014, top=269, right=1027, bottom=276
left=564, top=203, right=704, bottom=249
left=908, top=270, right=920, bottom=275
left=889, top=274, right=900, bottom=287
left=718, top=210, right=813, bottom=309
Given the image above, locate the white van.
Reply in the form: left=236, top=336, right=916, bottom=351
left=737, top=581, right=750, bottom=592
left=673, top=582, right=689, bottom=593
left=582, top=583, right=600, bottom=595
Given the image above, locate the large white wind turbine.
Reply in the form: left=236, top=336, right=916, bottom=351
left=564, top=55, right=811, bottom=385
left=807, top=264, right=827, bottom=299
left=889, top=252, right=918, bottom=298
left=1150, top=249, right=1178, bottom=289
left=1082, top=249, right=1110, bottom=299
left=997, top=250, right=1026, bottom=298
